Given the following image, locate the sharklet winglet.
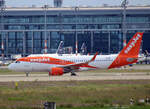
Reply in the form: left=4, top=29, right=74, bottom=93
left=90, top=52, right=98, bottom=62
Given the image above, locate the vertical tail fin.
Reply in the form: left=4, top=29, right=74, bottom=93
left=108, top=32, right=143, bottom=69
left=120, top=32, right=143, bottom=57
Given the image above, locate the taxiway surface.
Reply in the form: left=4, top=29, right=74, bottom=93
left=0, top=72, right=150, bottom=82
left=0, top=65, right=150, bottom=82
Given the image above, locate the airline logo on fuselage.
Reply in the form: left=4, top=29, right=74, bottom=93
left=30, top=58, right=50, bottom=62
left=124, top=34, right=141, bottom=54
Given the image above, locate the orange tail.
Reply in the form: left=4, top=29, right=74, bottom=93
left=109, top=32, right=144, bottom=69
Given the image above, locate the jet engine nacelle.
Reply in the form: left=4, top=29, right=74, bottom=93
left=49, top=67, right=64, bottom=76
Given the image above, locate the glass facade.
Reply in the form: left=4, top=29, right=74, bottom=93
left=0, top=7, right=150, bottom=56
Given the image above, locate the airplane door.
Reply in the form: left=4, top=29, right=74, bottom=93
left=23, top=62, right=33, bottom=72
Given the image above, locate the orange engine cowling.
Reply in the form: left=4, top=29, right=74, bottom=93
left=49, top=67, right=64, bottom=76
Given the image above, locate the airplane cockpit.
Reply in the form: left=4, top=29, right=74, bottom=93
left=14, top=61, right=21, bottom=63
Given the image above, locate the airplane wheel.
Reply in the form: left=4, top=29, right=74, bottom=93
left=71, top=73, right=77, bottom=76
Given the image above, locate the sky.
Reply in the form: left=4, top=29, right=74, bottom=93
left=5, top=0, right=150, bottom=7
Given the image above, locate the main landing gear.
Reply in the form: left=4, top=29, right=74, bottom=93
left=71, top=71, right=77, bottom=76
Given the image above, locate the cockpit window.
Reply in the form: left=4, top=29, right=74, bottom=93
left=15, top=61, right=20, bottom=63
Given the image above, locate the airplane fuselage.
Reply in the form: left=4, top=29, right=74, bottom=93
left=9, top=54, right=118, bottom=72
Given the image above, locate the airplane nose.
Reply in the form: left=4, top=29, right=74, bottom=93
left=8, top=64, right=14, bottom=70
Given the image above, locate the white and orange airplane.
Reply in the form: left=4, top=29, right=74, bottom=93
left=8, top=32, right=144, bottom=76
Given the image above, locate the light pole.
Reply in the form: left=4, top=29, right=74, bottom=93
left=43, top=5, right=48, bottom=54
left=121, top=0, right=128, bottom=47
left=0, top=0, right=5, bottom=59
left=75, top=7, right=79, bottom=55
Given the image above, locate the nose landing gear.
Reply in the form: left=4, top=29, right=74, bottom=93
left=25, top=72, right=30, bottom=77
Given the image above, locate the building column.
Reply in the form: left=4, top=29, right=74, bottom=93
left=48, top=31, right=51, bottom=49
left=91, top=31, right=93, bottom=53
left=15, top=32, right=17, bottom=54
left=75, top=31, right=78, bottom=54
left=108, top=32, right=110, bottom=54
left=6, top=32, right=8, bottom=57
left=23, top=31, right=26, bottom=56
left=31, top=31, right=34, bottom=54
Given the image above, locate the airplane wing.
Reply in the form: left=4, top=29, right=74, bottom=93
left=59, top=52, right=98, bottom=70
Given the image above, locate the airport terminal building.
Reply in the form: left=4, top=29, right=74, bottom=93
left=0, top=6, right=150, bottom=56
